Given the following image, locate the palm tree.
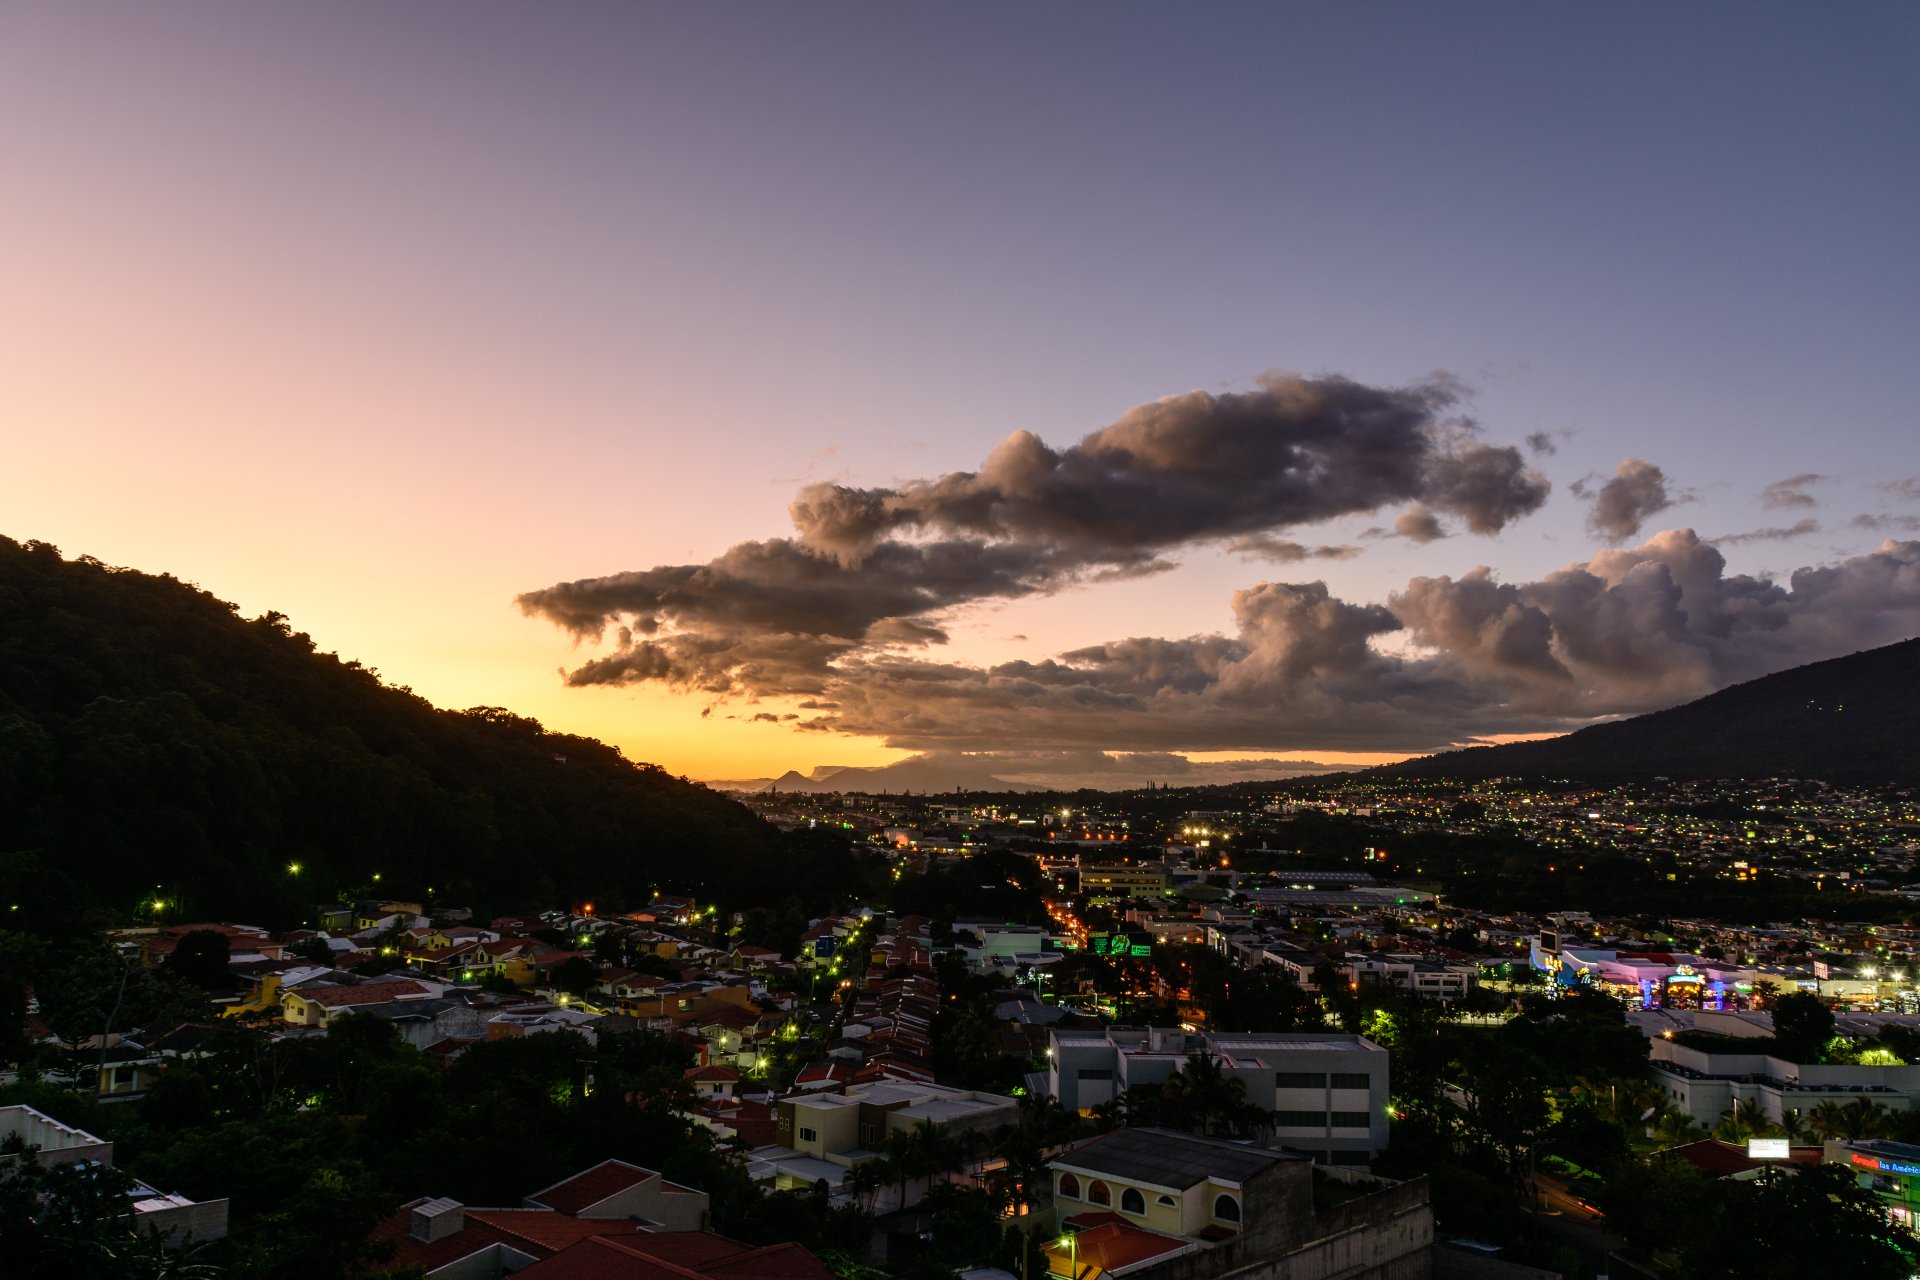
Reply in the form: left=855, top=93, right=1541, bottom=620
left=1164, top=1052, right=1253, bottom=1138
left=881, top=1125, right=922, bottom=1213
left=846, top=1159, right=886, bottom=1214
left=1653, top=1110, right=1707, bottom=1148
left=1808, top=1100, right=1848, bottom=1141
left=1715, top=1097, right=1766, bottom=1143
left=1836, top=1098, right=1890, bottom=1140
left=913, top=1119, right=966, bottom=1197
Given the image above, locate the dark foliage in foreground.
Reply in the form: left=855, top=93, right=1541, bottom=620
left=0, top=536, right=843, bottom=927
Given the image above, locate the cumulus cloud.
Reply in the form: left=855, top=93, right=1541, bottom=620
left=1586, top=458, right=1674, bottom=541
left=1712, top=518, right=1820, bottom=546
left=520, top=371, right=1920, bottom=759
left=519, top=371, right=1548, bottom=697
left=1394, top=503, right=1449, bottom=544
left=793, top=533, right=1920, bottom=754
left=783, top=373, right=1547, bottom=562
left=1760, top=473, right=1825, bottom=509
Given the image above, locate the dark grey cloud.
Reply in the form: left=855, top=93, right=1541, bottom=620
left=1760, top=473, right=1825, bottom=510
left=793, top=534, right=1920, bottom=754
left=1587, top=458, right=1674, bottom=541
left=1853, top=513, right=1920, bottom=534
left=1227, top=535, right=1364, bottom=563
left=1524, top=431, right=1558, bottom=456
left=518, top=536, right=1141, bottom=695
left=1394, top=503, right=1449, bottom=544
left=1712, top=518, right=1820, bottom=546
left=786, top=373, right=1548, bottom=562
left=520, top=371, right=1549, bottom=697
left=1874, top=477, right=1920, bottom=502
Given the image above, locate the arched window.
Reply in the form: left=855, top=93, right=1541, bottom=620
left=1089, top=1180, right=1111, bottom=1206
left=1157, top=1195, right=1176, bottom=1207
left=1058, top=1173, right=1081, bottom=1200
left=1120, top=1188, right=1146, bottom=1215
left=1214, top=1194, right=1241, bottom=1223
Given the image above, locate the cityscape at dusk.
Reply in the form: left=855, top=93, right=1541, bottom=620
left=4, top=6, right=1920, bottom=1280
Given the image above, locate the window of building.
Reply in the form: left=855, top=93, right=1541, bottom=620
left=1077, top=1069, right=1113, bottom=1081
left=1120, top=1188, right=1146, bottom=1215
left=1157, top=1195, right=1176, bottom=1207
left=1058, top=1173, right=1081, bottom=1199
left=1331, top=1072, right=1371, bottom=1090
left=1275, top=1072, right=1326, bottom=1089
left=1089, top=1180, right=1111, bottom=1206
left=799, top=1127, right=818, bottom=1143
left=1331, top=1112, right=1371, bottom=1129
left=1272, top=1110, right=1326, bottom=1127
left=1214, top=1194, right=1241, bottom=1223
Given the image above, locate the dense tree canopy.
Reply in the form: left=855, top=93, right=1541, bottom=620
left=0, top=537, right=841, bottom=927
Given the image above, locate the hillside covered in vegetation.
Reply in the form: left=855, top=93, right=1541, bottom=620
left=0, top=537, right=857, bottom=929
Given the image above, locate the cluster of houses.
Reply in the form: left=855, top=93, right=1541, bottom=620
left=5, top=882, right=1485, bottom=1280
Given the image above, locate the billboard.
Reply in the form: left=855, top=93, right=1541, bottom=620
left=813, top=936, right=838, bottom=959
left=1747, top=1137, right=1789, bottom=1160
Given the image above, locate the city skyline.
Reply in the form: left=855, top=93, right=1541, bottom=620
left=5, top=4, right=1918, bottom=782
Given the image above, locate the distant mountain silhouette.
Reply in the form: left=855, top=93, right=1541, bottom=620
left=1372, top=637, right=1920, bottom=783
left=718, top=756, right=1040, bottom=794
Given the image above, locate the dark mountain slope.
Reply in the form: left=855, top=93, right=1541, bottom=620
left=1372, top=637, right=1920, bottom=783
left=0, top=537, right=830, bottom=929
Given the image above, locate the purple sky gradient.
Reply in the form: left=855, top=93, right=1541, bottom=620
left=4, top=3, right=1917, bottom=778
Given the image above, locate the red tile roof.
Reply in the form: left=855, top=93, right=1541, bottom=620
left=1046, top=1221, right=1191, bottom=1276
left=370, top=1202, right=644, bottom=1272
left=514, top=1235, right=838, bottom=1280
left=684, top=1066, right=741, bottom=1083
left=474, top=1209, right=650, bottom=1252
left=528, top=1160, right=657, bottom=1216
left=297, top=979, right=429, bottom=1008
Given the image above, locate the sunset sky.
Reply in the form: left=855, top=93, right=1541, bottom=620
left=5, top=4, right=1918, bottom=786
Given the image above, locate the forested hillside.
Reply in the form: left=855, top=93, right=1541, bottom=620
left=0, top=537, right=849, bottom=928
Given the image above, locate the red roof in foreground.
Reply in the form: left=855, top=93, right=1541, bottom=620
left=515, top=1235, right=839, bottom=1280
left=1045, top=1221, right=1192, bottom=1277
left=528, top=1160, right=657, bottom=1215
left=369, top=1203, right=644, bottom=1272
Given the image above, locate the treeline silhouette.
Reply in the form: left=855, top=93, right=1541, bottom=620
left=0, top=537, right=862, bottom=929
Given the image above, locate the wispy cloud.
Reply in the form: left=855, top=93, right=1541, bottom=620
left=1713, top=517, right=1820, bottom=546
left=1759, top=473, right=1825, bottom=509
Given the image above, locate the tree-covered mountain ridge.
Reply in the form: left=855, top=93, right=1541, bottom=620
left=1371, top=635, right=1920, bottom=783
left=0, top=536, right=821, bottom=929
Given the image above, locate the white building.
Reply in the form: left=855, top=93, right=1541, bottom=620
left=1046, top=1027, right=1390, bottom=1164
left=1649, top=1038, right=1919, bottom=1128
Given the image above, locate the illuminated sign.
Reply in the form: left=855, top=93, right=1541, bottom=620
left=1851, top=1152, right=1920, bottom=1177
left=1747, top=1138, right=1789, bottom=1159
